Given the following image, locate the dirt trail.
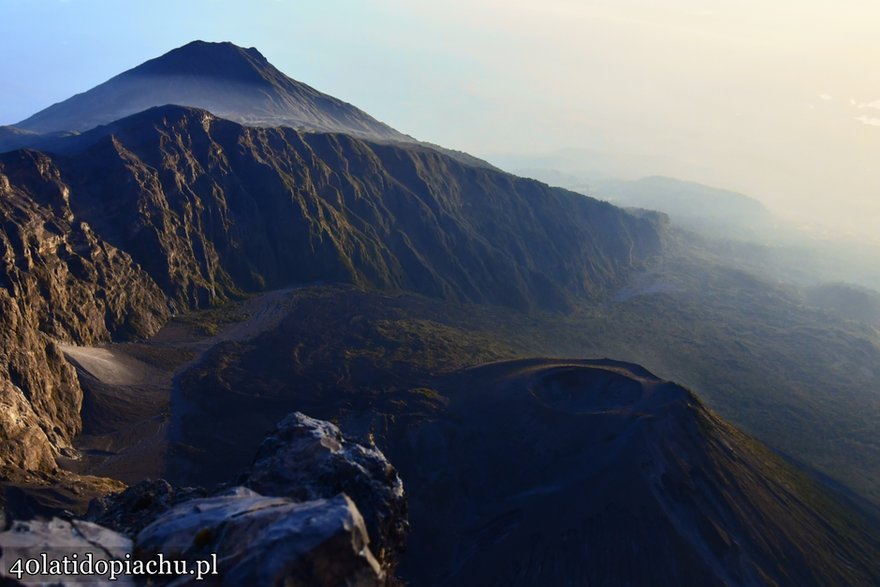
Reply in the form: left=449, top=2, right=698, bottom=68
left=59, top=287, right=299, bottom=484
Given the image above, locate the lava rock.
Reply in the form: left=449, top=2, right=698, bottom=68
left=136, top=487, right=384, bottom=586
left=243, top=412, right=408, bottom=570
left=86, top=479, right=207, bottom=536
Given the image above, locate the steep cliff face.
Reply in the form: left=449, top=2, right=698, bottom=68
left=0, top=151, right=168, bottom=470
left=46, top=106, right=662, bottom=310
left=0, top=150, right=170, bottom=341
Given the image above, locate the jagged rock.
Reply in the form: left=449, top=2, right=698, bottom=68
left=136, top=487, right=384, bottom=587
left=80, top=412, right=410, bottom=580
left=0, top=468, right=126, bottom=524
left=2, top=103, right=663, bottom=315
left=80, top=413, right=410, bottom=582
left=0, top=517, right=133, bottom=586
left=0, top=152, right=169, bottom=473
left=86, top=479, right=207, bottom=536
left=243, top=412, right=408, bottom=570
left=0, top=380, right=56, bottom=472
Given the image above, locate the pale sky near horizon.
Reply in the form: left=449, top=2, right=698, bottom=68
left=2, top=0, right=878, bottom=238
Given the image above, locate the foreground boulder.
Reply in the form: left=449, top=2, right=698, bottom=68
left=243, top=412, right=408, bottom=569
left=136, top=488, right=384, bottom=586
left=0, top=412, right=408, bottom=586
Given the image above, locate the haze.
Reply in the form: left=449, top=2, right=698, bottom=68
left=2, top=0, right=877, bottom=237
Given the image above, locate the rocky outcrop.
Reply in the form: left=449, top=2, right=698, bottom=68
left=0, top=379, right=58, bottom=471
left=0, top=151, right=168, bottom=471
left=137, top=488, right=384, bottom=587
left=86, top=479, right=207, bottom=537
left=79, top=412, right=408, bottom=584
left=0, top=492, right=386, bottom=587
left=243, top=412, right=408, bottom=569
left=1, top=413, right=406, bottom=586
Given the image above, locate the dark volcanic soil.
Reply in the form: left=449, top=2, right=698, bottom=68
left=392, top=359, right=880, bottom=586
left=52, top=287, right=880, bottom=586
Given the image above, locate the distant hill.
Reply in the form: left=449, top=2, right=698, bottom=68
left=0, top=125, right=38, bottom=144
left=806, top=282, right=880, bottom=324
left=593, top=176, right=773, bottom=230
left=505, top=169, right=776, bottom=239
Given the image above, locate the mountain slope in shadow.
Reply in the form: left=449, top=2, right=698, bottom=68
left=4, top=105, right=663, bottom=312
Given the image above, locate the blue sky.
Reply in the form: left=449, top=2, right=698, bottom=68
left=2, top=0, right=879, bottom=237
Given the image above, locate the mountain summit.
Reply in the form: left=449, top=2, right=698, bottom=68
left=14, top=40, right=407, bottom=140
